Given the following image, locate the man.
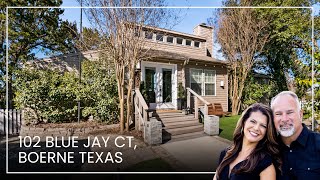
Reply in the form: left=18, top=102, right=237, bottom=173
left=270, top=91, right=320, bottom=180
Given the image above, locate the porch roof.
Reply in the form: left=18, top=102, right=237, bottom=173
left=143, top=49, right=228, bottom=65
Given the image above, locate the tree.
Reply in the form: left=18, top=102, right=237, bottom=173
left=214, top=0, right=319, bottom=117
left=213, top=1, right=270, bottom=115
left=0, top=0, right=78, bottom=109
left=250, top=0, right=320, bottom=127
left=81, top=0, right=176, bottom=133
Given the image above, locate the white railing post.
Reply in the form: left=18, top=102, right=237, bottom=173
left=204, top=104, right=208, bottom=116
left=195, top=97, right=199, bottom=119
left=187, top=90, right=191, bottom=108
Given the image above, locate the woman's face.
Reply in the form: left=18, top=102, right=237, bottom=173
left=243, top=111, right=268, bottom=144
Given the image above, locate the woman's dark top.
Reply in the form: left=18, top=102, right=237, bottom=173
left=217, top=148, right=273, bottom=180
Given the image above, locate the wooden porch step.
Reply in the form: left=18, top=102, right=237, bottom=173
left=159, top=116, right=197, bottom=124
left=152, top=112, right=191, bottom=118
left=156, top=110, right=182, bottom=114
left=162, top=125, right=203, bottom=136
left=163, top=121, right=200, bottom=129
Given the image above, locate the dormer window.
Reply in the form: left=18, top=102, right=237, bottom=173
left=186, top=39, right=192, bottom=46
left=145, top=31, right=153, bottom=40
left=194, top=41, right=200, bottom=48
left=167, top=36, right=174, bottom=43
left=177, top=37, right=183, bottom=45
left=156, top=34, right=164, bottom=42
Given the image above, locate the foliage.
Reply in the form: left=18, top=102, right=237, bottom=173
left=14, top=60, right=118, bottom=124
left=241, top=74, right=275, bottom=111
left=177, top=82, right=185, bottom=99
left=218, top=0, right=319, bottom=120
left=80, top=60, right=119, bottom=123
left=0, top=0, right=78, bottom=108
left=14, top=68, right=79, bottom=123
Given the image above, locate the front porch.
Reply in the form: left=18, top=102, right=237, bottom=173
left=133, top=88, right=222, bottom=145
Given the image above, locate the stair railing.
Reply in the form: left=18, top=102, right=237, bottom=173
left=186, top=87, right=211, bottom=119
left=133, top=88, right=150, bottom=133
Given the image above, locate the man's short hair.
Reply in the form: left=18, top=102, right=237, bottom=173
left=270, top=91, right=301, bottom=111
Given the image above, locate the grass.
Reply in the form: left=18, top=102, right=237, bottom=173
left=219, top=115, right=240, bottom=141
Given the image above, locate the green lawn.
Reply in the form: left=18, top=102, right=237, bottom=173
left=219, top=115, right=240, bottom=141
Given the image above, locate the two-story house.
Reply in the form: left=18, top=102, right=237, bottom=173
left=137, top=23, right=228, bottom=112
left=28, top=23, right=228, bottom=114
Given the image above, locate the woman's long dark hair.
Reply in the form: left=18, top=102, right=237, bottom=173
left=215, top=103, right=282, bottom=179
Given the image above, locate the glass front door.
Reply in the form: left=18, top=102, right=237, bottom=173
left=145, top=68, right=156, bottom=103
left=162, top=69, right=172, bottom=103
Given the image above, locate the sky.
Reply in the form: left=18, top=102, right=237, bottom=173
left=33, top=0, right=320, bottom=59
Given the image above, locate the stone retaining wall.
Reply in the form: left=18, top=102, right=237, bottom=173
left=19, top=124, right=119, bottom=137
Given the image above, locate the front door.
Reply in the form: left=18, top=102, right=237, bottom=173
left=141, top=61, right=177, bottom=109
left=145, top=68, right=156, bottom=103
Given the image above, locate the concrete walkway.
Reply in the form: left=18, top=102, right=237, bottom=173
left=160, top=135, right=232, bottom=172
left=1, top=134, right=232, bottom=173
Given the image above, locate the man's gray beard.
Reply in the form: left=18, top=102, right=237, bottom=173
left=279, top=127, right=295, bottom=137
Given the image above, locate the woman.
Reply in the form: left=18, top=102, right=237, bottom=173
left=213, top=103, right=281, bottom=180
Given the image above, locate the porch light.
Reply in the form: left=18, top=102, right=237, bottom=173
left=136, top=61, right=141, bottom=70
left=220, top=81, right=224, bottom=87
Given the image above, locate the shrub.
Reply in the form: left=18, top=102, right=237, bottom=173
left=14, top=60, right=119, bottom=124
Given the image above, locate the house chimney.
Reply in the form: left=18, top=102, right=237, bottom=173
left=193, top=23, right=213, bottom=57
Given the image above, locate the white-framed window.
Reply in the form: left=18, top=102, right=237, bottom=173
left=156, top=33, right=164, bottom=42
left=145, top=31, right=153, bottom=40
left=186, top=39, right=192, bottom=46
left=204, top=70, right=216, bottom=95
left=176, top=37, right=183, bottom=45
left=190, top=69, right=203, bottom=95
left=190, top=69, right=216, bottom=96
left=194, top=41, right=200, bottom=48
left=167, top=36, right=174, bottom=43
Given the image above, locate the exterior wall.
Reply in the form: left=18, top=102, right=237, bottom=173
left=193, top=24, right=213, bottom=57
left=143, top=37, right=205, bottom=57
left=185, top=64, right=228, bottom=112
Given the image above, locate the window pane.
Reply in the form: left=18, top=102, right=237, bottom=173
left=177, top=37, right=183, bottom=45
left=205, top=70, right=215, bottom=83
left=156, top=34, right=163, bottom=41
left=194, top=41, right=200, bottom=47
left=186, top=40, right=191, bottom=46
left=191, top=69, right=202, bottom=83
left=167, top=36, right=173, bottom=43
left=145, top=31, right=153, bottom=39
left=205, top=83, right=215, bottom=95
left=191, top=83, right=202, bottom=95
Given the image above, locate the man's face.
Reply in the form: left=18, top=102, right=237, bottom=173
left=272, top=95, right=303, bottom=137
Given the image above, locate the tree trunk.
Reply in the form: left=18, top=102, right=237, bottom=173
left=119, top=98, right=124, bottom=133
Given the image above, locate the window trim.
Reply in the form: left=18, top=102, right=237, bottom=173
left=186, top=39, right=192, bottom=46
left=156, top=33, right=164, bottom=42
left=176, top=37, right=183, bottom=45
left=194, top=41, right=200, bottom=48
left=189, top=68, right=216, bottom=96
left=166, top=36, right=174, bottom=43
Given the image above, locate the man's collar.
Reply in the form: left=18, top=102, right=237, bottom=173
left=279, top=124, right=309, bottom=148
left=294, top=123, right=309, bottom=147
